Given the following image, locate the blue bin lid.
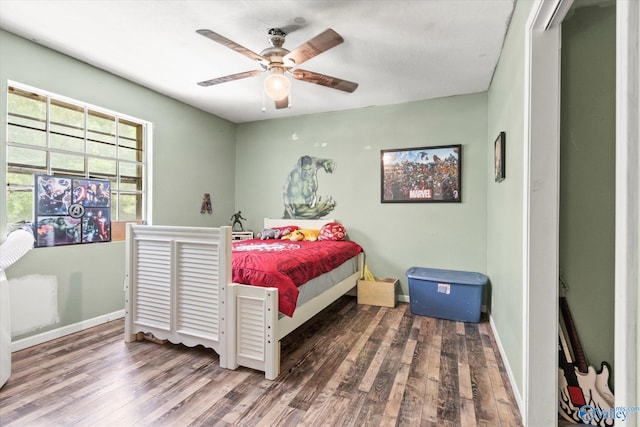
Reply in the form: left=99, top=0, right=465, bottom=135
left=406, top=267, right=487, bottom=286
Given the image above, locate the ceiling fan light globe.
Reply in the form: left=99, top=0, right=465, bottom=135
left=263, top=73, right=290, bottom=101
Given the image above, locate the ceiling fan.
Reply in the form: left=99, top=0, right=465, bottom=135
left=196, top=27, right=359, bottom=109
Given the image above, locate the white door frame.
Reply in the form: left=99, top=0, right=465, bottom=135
left=522, top=1, right=568, bottom=425
left=523, top=0, right=639, bottom=425
left=614, top=0, right=638, bottom=421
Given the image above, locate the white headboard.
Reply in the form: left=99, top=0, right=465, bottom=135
left=264, top=218, right=335, bottom=230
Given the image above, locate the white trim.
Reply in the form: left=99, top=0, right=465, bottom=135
left=540, top=0, right=574, bottom=30
left=11, top=309, right=124, bottom=352
left=490, top=314, right=524, bottom=416
left=144, top=122, right=153, bottom=225
left=523, top=0, right=571, bottom=425
left=7, top=80, right=147, bottom=124
left=615, top=0, right=639, bottom=420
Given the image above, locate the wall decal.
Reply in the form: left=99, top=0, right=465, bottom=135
left=282, top=155, right=336, bottom=219
left=201, top=193, right=212, bottom=214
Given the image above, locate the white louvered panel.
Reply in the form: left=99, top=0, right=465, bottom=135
left=176, top=242, right=220, bottom=340
left=236, top=296, right=266, bottom=361
left=134, top=239, right=171, bottom=328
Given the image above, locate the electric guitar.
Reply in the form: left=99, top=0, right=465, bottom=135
left=558, top=296, right=614, bottom=426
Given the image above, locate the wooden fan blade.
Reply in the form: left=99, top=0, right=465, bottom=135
left=292, top=69, right=358, bottom=93
left=197, top=29, right=266, bottom=64
left=284, top=29, right=344, bottom=66
left=275, top=97, right=289, bottom=109
left=198, top=70, right=262, bottom=87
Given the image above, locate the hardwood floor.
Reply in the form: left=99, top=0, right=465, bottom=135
left=0, top=296, right=523, bottom=426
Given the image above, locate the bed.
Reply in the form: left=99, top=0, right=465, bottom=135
left=124, top=218, right=364, bottom=379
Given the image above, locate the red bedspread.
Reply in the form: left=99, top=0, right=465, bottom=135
left=232, top=239, right=363, bottom=317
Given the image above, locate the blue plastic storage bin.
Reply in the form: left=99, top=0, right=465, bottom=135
left=406, top=267, right=488, bottom=323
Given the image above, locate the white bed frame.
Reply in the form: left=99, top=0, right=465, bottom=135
left=124, top=219, right=364, bottom=379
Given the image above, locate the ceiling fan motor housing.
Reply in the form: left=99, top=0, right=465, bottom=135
left=261, top=28, right=292, bottom=69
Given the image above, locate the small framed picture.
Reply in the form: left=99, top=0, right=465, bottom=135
left=494, top=132, right=506, bottom=182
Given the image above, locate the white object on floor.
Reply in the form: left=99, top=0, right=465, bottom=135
left=0, top=229, right=34, bottom=388
left=0, top=271, right=11, bottom=388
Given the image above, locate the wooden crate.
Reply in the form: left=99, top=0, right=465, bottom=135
left=357, top=277, right=398, bottom=308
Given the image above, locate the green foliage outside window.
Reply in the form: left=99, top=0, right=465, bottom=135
left=6, top=84, right=147, bottom=230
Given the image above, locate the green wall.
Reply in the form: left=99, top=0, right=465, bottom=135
left=235, top=94, right=488, bottom=298
left=0, top=29, right=237, bottom=340
left=560, top=4, right=616, bottom=386
left=486, top=0, right=534, bottom=397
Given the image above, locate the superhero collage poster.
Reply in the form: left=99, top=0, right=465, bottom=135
left=35, top=174, right=112, bottom=247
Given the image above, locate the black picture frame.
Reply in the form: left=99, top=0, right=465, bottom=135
left=34, top=174, right=112, bottom=247
left=381, top=144, right=462, bottom=203
left=494, top=132, right=506, bottom=182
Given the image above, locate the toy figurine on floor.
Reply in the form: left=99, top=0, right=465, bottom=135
left=201, top=193, right=212, bottom=214
left=231, top=211, right=246, bottom=231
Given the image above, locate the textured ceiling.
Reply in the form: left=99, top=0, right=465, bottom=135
left=0, top=0, right=515, bottom=123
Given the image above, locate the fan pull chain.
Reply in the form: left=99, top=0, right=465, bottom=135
left=261, top=89, right=266, bottom=112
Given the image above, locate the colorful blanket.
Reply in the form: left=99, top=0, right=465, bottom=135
left=232, top=239, right=363, bottom=317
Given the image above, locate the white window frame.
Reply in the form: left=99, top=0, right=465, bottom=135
left=5, top=80, right=152, bottom=234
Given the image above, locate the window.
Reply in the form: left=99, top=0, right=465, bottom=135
left=6, top=82, right=149, bottom=240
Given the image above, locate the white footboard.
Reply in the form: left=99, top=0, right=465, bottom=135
left=227, top=283, right=280, bottom=379
left=227, top=252, right=364, bottom=380
left=125, top=223, right=363, bottom=380
left=124, top=224, right=232, bottom=368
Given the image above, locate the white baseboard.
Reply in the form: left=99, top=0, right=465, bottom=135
left=11, top=309, right=125, bottom=352
left=489, top=314, right=524, bottom=419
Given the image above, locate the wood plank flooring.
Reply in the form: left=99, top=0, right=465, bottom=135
left=0, top=296, right=523, bottom=426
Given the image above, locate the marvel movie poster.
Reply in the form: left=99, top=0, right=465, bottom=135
left=381, top=145, right=461, bottom=203
left=35, top=175, right=111, bottom=247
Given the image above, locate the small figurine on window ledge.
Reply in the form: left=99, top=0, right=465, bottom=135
left=200, top=193, right=212, bottom=214
left=230, top=211, right=246, bottom=231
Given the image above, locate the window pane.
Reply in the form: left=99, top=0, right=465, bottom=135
left=87, top=140, right=116, bottom=157
left=7, top=171, right=34, bottom=187
left=8, top=124, right=46, bottom=147
left=111, top=194, right=118, bottom=219
left=119, top=181, right=140, bottom=191
left=88, top=110, right=116, bottom=157
left=8, top=88, right=46, bottom=132
left=118, top=120, right=140, bottom=145
left=8, top=146, right=46, bottom=168
left=51, top=152, right=84, bottom=176
left=50, top=132, right=84, bottom=152
left=88, top=158, right=116, bottom=177
left=118, top=193, right=140, bottom=221
left=119, top=161, right=142, bottom=179
left=118, top=146, right=141, bottom=162
left=7, top=189, right=33, bottom=224
left=7, top=171, right=34, bottom=225
left=50, top=100, right=84, bottom=140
